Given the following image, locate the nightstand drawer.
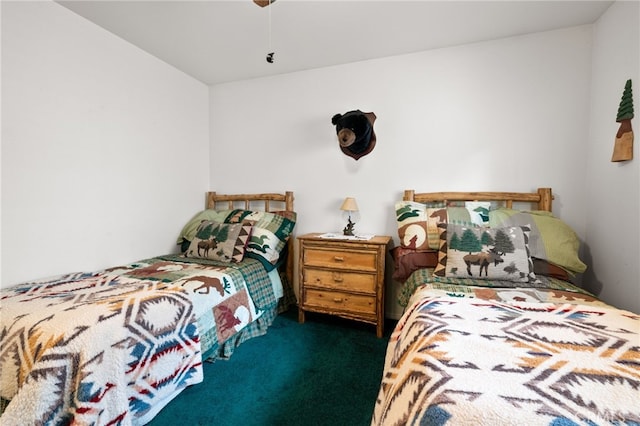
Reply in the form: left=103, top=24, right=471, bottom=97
left=302, top=247, right=377, bottom=272
left=304, top=289, right=376, bottom=315
left=303, top=268, right=376, bottom=293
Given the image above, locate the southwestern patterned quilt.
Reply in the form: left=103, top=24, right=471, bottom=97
left=0, top=255, right=275, bottom=425
left=372, top=274, right=640, bottom=425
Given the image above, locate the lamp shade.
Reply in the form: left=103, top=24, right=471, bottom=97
left=340, top=197, right=359, bottom=212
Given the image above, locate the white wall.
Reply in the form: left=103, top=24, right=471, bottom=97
left=584, top=1, right=639, bottom=313
left=1, top=1, right=210, bottom=287
left=210, top=26, right=599, bottom=318
left=3, top=1, right=637, bottom=317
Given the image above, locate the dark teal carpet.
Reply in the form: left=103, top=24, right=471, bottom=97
left=148, top=309, right=395, bottom=426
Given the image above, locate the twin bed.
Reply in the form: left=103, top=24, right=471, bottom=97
left=373, top=188, right=639, bottom=425
left=0, top=191, right=296, bottom=425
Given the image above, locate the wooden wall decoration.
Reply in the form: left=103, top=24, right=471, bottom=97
left=612, top=79, right=634, bottom=162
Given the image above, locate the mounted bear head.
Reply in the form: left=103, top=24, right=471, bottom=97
left=331, top=110, right=377, bottom=160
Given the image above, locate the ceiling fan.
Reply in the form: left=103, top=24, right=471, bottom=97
left=253, top=0, right=276, bottom=7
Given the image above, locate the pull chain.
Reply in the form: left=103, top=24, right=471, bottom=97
left=266, top=1, right=274, bottom=63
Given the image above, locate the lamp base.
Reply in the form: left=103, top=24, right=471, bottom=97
left=343, top=218, right=355, bottom=236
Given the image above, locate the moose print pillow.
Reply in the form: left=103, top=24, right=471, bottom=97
left=185, top=220, right=252, bottom=263
left=434, top=223, right=537, bottom=283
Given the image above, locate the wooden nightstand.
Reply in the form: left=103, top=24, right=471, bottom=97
left=297, top=233, right=392, bottom=337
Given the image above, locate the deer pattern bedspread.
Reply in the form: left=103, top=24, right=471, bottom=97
left=372, top=285, right=640, bottom=426
left=0, top=256, right=269, bottom=425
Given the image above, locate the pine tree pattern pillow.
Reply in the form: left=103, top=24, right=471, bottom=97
left=434, top=223, right=537, bottom=283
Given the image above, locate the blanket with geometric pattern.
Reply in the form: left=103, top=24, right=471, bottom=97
left=0, top=256, right=267, bottom=425
left=372, top=285, right=640, bottom=426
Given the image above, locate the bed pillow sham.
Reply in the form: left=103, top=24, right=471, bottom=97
left=395, top=201, right=490, bottom=251
left=489, top=208, right=586, bottom=275
left=395, top=201, right=432, bottom=250
left=390, top=246, right=439, bottom=283
left=434, top=223, right=537, bottom=283
left=533, top=258, right=571, bottom=281
left=223, top=209, right=297, bottom=271
left=185, top=220, right=252, bottom=263
left=178, top=209, right=297, bottom=271
left=177, top=209, right=234, bottom=245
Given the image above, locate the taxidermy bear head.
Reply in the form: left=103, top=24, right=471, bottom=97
left=331, top=110, right=377, bottom=160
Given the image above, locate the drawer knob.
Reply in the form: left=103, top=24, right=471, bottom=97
left=333, top=297, right=343, bottom=303
left=333, top=256, right=344, bottom=262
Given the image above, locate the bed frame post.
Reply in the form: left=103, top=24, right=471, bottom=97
left=284, top=191, right=295, bottom=286
left=285, top=191, right=294, bottom=211
left=537, top=187, right=553, bottom=212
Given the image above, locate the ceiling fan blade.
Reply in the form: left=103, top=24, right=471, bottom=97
left=253, top=0, right=275, bottom=7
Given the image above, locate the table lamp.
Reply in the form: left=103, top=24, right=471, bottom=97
left=340, top=197, right=359, bottom=236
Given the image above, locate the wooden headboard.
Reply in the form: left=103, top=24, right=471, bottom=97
left=403, top=187, right=553, bottom=212
left=205, top=191, right=295, bottom=283
left=206, top=191, right=294, bottom=212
